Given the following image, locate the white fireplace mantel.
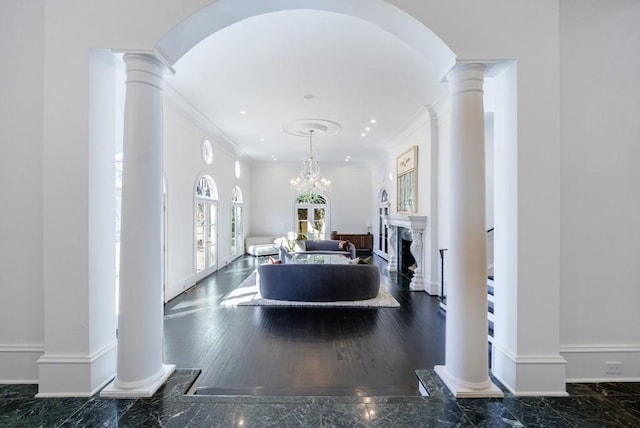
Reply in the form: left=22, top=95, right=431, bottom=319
left=383, top=215, right=427, bottom=291
left=385, top=215, right=427, bottom=230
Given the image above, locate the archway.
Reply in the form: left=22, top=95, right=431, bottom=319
left=155, top=0, right=455, bottom=72
left=110, top=0, right=503, bottom=398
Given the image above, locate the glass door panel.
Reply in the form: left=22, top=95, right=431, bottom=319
left=231, top=205, right=242, bottom=255
left=207, top=203, right=217, bottom=268
left=297, top=208, right=309, bottom=239
left=313, top=208, right=326, bottom=240
left=196, top=203, right=206, bottom=272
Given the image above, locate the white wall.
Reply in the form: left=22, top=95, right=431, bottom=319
left=372, top=110, right=440, bottom=293
left=0, top=0, right=45, bottom=382
left=559, top=0, right=640, bottom=381
left=249, top=162, right=372, bottom=237
left=163, top=91, right=251, bottom=301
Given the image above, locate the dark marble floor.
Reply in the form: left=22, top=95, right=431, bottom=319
left=2, top=256, right=640, bottom=426
left=3, top=369, right=640, bottom=427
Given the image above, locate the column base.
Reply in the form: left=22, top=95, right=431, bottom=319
left=434, top=365, right=504, bottom=398
left=100, top=364, right=176, bottom=398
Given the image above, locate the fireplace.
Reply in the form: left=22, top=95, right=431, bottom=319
left=382, top=214, right=428, bottom=292
left=397, top=227, right=416, bottom=280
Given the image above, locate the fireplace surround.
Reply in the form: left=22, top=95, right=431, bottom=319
left=382, top=215, right=427, bottom=291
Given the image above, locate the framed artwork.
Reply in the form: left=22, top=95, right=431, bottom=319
left=396, top=146, right=418, bottom=213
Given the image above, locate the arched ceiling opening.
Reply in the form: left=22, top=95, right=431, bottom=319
left=157, top=1, right=455, bottom=163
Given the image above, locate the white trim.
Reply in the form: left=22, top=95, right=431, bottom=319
left=373, top=248, right=388, bottom=260
left=36, top=376, right=115, bottom=398
left=100, top=364, right=176, bottom=398
left=423, top=280, right=439, bottom=296
left=568, top=377, right=640, bottom=383
left=491, top=344, right=568, bottom=396
left=36, top=341, right=117, bottom=397
left=165, top=277, right=197, bottom=302
left=560, top=344, right=640, bottom=382
left=164, top=83, right=247, bottom=160
left=434, top=365, right=503, bottom=398
left=0, top=344, right=44, bottom=383
left=36, top=341, right=116, bottom=364
left=0, top=344, right=44, bottom=353
left=387, top=106, right=431, bottom=147
left=561, top=345, right=640, bottom=353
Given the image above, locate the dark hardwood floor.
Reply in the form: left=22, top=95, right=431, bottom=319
left=163, top=255, right=446, bottom=396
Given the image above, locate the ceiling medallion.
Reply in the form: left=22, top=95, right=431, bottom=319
left=282, top=118, right=342, bottom=137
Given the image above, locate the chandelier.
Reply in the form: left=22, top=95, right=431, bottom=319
left=290, top=129, right=331, bottom=194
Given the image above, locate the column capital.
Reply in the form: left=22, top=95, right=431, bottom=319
left=446, top=63, right=486, bottom=95
left=122, top=52, right=168, bottom=90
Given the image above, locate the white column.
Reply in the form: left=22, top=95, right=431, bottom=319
left=101, top=53, right=175, bottom=398
left=434, top=64, right=502, bottom=398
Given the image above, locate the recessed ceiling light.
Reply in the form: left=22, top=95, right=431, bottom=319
left=370, top=119, right=377, bottom=124
left=260, top=138, right=265, bottom=142
left=365, top=127, right=371, bottom=131
left=361, top=133, right=366, bottom=137
left=303, top=94, right=315, bottom=100
left=240, top=110, right=247, bottom=115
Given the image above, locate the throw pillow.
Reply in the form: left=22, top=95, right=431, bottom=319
left=293, top=240, right=306, bottom=252
left=348, top=257, right=361, bottom=265
left=286, top=239, right=306, bottom=252
left=358, top=255, right=373, bottom=264
left=338, top=240, right=351, bottom=250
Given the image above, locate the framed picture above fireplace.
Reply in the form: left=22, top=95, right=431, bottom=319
left=396, top=146, right=418, bottom=213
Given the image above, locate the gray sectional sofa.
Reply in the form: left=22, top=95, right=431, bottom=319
left=258, top=263, right=380, bottom=302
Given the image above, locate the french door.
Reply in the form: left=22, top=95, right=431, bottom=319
left=196, top=202, right=217, bottom=274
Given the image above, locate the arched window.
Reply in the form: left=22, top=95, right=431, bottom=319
left=195, top=175, right=218, bottom=275
left=378, top=189, right=390, bottom=256
left=295, top=193, right=329, bottom=240
left=230, top=186, right=243, bottom=256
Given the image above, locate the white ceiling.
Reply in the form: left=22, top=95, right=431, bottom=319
left=165, top=9, right=448, bottom=164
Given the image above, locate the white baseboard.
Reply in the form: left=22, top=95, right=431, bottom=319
left=165, top=277, right=196, bottom=302
left=492, top=344, right=568, bottom=396
left=373, top=249, right=388, bottom=261
left=0, top=344, right=44, bottom=383
left=561, top=344, right=640, bottom=382
left=164, top=255, right=243, bottom=302
left=36, top=340, right=117, bottom=397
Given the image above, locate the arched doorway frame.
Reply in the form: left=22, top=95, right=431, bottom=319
left=155, top=0, right=455, bottom=72
left=107, top=0, right=539, bottom=398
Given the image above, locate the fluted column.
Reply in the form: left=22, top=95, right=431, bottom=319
left=434, top=64, right=502, bottom=398
left=101, top=53, right=175, bottom=398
